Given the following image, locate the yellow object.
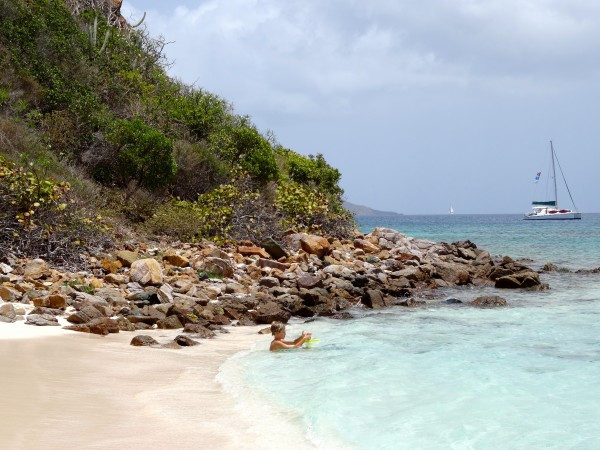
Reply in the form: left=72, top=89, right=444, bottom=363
left=304, top=338, right=319, bottom=349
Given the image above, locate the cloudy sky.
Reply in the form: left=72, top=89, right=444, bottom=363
left=122, top=0, right=600, bottom=215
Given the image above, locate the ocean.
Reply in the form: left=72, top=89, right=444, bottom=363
left=220, top=214, right=600, bottom=449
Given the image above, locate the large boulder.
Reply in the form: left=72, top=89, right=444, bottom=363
left=300, top=235, right=331, bottom=258
left=130, top=258, right=164, bottom=286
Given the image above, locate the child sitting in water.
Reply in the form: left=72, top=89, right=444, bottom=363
left=270, top=321, right=312, bottom=351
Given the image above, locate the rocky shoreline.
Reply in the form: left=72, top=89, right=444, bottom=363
left=0, top=227, right=546, bottom=346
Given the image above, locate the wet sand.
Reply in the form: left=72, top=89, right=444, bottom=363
left=0, top=322, right=312, bottom=449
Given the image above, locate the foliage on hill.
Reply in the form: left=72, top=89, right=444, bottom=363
left=0, top=0, right=354, bottom=264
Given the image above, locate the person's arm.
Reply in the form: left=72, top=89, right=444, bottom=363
left=270, top=334, right=311, bottom=351
left=283, top=331, right=311, bottom=345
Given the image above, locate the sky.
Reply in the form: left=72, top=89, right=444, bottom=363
left=122, top=0, right=600, bottom=215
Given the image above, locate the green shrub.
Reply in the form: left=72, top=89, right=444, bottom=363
left=277, top=148, right=343, bottom=198
left=170, top=140, right=228, bottom=200
left=144, top=200, right=207, bottom=241
left=106, top=117, right=176, bottom=193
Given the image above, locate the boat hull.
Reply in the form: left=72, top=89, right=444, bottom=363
left=523, top=212, right=581, bottom=220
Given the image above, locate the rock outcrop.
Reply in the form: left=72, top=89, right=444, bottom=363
left=0, top=228, right=551, bottom=344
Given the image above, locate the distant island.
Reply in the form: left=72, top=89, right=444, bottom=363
left=344, top=201, right=403, bottom=217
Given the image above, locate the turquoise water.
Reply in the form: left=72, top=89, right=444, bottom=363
left=221, top=214, right=600, bottom=449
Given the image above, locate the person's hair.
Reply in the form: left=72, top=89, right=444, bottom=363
left=271, top=321, right=285, bottom=335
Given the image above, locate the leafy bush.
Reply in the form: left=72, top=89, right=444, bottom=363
left=170, top=139, right=228, bottom=200
left=277, top=148, right=344, bottom=198
left=143, top=200, right=207, bottom=241
left=0, top=156, right=111, bottom=268
left=106, top=117, right=176, bottom=193
left=208, top=124, right=279, bottom=183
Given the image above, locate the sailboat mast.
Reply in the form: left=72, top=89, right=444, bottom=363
left=550, top=140, right=557, bottom=206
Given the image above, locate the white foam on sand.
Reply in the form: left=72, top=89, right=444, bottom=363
left=0, top=322, right=314, bottom=449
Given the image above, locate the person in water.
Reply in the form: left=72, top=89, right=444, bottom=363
left=269, top=321, right=312, bottom=351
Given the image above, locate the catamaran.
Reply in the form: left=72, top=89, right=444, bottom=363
left=524, top=141, right=581, bottom=220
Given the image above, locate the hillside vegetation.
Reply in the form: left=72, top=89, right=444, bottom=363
left=0, top=0, right=354, bottom=267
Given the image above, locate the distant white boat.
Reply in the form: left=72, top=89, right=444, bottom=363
left=524, top=141, right=581, bottom=220
left=449, top=206, right=454, bottom=215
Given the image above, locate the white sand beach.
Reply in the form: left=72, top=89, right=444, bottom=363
left=0, top=321, right=315, bottom=450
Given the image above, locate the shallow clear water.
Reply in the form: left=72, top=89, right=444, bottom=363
left=221, top=214, right=600, bottom=449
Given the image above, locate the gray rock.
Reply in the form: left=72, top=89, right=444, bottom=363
left=25, top=314, right=60, bottom=326
left=470, top=295, right=508, bottom=307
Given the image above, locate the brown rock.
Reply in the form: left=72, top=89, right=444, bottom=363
left=257, top=258, right=290, bottom=271
left=157, top=315, right=183, bottom=329
left=163, top=251, right=190, bottom=268
left=353, top=238, right=380, bottom=254
left=64, top=318, right=119, bottom=335
left=300, top=235, right=331, bottom=258
left=296, top=275, right=323, bottom=290
left=361, top=289, right=386, bottom=308
left=183, top=323, right=217, bottom=338
left=203, top=257, right=234, bottom=278
left=130, top=335, right=159, bottom=346
left=238, top=245, right=270, bottom=259
left=67, top=305, right=105, bottom=324
left=174, top=335, right=199, bottom=346
left=495, top=271, right=540, bottom=289
left=100, top=258, right=123, bottom=274
left=33, top=293, right=68, bottom=309
left=0, top=285, right=22, bottom=302
left=254, top=301, right=291, bottom=324
left=116, top=250, right=138, bottom=267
